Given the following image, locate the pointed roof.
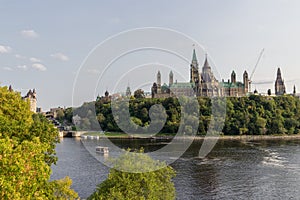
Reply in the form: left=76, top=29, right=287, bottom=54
left=231, top=70, right=236, bottom=75
left=203, top=54, right=210, bottom=69
left=192, top=49, right=197, bottom=62
left=169, top=70, right=173, bottom=76
left=294, top=85, right=296, bottom=94
left=277, top=67, right=282, bottom=76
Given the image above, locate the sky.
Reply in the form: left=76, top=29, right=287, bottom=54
left=1, top=0, right=300, bottom=110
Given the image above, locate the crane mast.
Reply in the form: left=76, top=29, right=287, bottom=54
left=249, top=48, right=265, bottom=93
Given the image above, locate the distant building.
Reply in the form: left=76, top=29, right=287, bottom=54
left=275, top=68, right=286, bottom=95
left=23, top=89, right=37, bottom=113
left=151, top=49, right=249, bottom=98
left=125, top=85, right=131, bottom=97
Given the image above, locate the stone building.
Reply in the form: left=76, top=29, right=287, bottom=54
left=275, top=67, right=286, bottom=95
left=221, top=70, right=249, bottom=97
left=23, top=89, right=37, bottom=113
left=151, top=49, right=249, bottom=98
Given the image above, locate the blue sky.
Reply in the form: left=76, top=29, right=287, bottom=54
left=1, top=0, right=300, bottom=110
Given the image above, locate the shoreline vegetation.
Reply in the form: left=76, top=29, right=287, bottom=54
left=82, top=132, right=300, bottom=141
left=61, top=95, right=300, bottom=137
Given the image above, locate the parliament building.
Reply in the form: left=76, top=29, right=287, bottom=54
left=151, top=49, right=249, bottom=98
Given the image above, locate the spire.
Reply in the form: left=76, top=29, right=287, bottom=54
left=192, top=49, right=197, bottom=62
left=277, top=67, right=282, bottom=79
left=203, top=54, right=210, bottom=69
left=275, top=67, right=286, bottom=95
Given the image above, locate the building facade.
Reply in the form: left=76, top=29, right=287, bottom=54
left=151, top=49, right=249, bottom=98
left=23, top=89, right=37, bottom=113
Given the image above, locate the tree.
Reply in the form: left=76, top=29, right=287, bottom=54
left=50, top=176, right=79, bottom=199
left=134, top=89, right=145, bottom=99
left=88, top=149, right=176, bottom=200
left=0, top=85, right=78, bottom=199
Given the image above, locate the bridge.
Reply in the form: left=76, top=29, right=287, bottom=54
left=59, top=131, right=88, bottom=138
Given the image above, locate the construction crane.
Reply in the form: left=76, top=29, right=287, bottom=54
left=249, top=48, right=265, bottom=93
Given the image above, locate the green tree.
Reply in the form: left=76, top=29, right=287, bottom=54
left=134, top=89, right=145, bottom=99
left=0, top=86, right=78, bottom=199
left=88, top=149, right=176, bottom=200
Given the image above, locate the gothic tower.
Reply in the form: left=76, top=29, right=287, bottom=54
left=169, top=71, right=173, bottom=86
left=243, top=70, right=249, bottom=93
left=157, top=70, right=161, bottom=93
left=275, top=67, right=286, bottom=95
left=24, top=89, right=37, bottom=113
left=190, top=49, right=199, bottom=83
left=231, top=71, right=236, bottom=83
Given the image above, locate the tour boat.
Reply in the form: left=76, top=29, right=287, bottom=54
left=96, top=146, right=109, bottom=155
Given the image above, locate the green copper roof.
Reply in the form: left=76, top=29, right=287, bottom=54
left=192, top=49, right=197, bottom=62
left=170, top=82, right=195, bottom=88
left=221, top=81, right=244, bottom=88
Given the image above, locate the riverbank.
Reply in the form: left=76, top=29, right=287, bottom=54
left=82, top=132, right=300, bottom=141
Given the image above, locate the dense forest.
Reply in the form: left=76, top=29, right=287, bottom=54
left=63, top=94, right=300, bottom=136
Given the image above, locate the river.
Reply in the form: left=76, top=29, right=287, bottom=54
left=50, top=137, right=300, bottom=199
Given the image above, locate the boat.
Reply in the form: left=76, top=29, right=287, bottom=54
left=96, top=146, right=109, bottom=155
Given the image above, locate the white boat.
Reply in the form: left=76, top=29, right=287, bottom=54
left=96, top=146, right=109, bottom=155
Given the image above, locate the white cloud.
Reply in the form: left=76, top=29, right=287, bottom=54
left=50, top=52, right=69, bottom=61
left=32, top=63, right=46, bottom=71
left=17, top=65, right=28, bottom=70
left=15, top=54, right=27, bottom=59
left=87, top=69, right=100, bottom=74
left=3, top=67, right=13, bottom=71
left=30, top=57, right=42, bottom=62
left=20, top=29, right=39, bottom=39
left=0, top=45, right=12, bottom=53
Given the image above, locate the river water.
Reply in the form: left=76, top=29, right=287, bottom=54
left=50, top=138, right=300, bottom=199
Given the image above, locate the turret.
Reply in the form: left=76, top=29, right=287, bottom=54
left=231, top=70, right=236, bottom=83
left=243, top=70, right=249, bottom=93
left=293, top=85, right=296, bottom=96
left=169, top=71, right=173, bottom=86
left=275, top=67, right=286, bottom=95
left=157, top=70, right=161, bottom=86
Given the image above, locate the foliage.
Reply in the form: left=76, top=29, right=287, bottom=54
left=65, top=94, right=300, bottom=135
left=50, top=176, right=79, bottom=200
left=0, top=86, right=78, bottom=199
left=134, top=89, right=145, bottom=99
left=0, top=137, right=52, bottom=199
left=88, top=149, right=176, bottom=200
